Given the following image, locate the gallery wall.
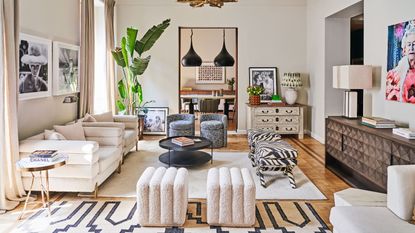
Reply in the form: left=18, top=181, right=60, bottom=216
left=115, top=0, right=308, bottom=132
left=18, top=0, right=80, bottom=139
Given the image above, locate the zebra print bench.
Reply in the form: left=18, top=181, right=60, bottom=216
left=254, top=140, right=298, bottom=189
left=247, top=129, right=282, bottom=166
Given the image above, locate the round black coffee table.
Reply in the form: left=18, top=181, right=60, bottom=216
left=159, top=136, right=213, bottom=167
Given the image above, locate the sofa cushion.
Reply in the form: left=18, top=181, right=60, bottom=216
left=124, top=129, right=136, bottom=147
left=201, top=120, right=223, bottom=130
left=44, top=130, right=66, bottom=140
left=54, top=121, right=86, bottom=141
left=98, top=146, right=121, bottom=173
left=83, top=113, right=97, bottom=122
left=170, top=120, right=192, bottom=130
left=387, top=165, right=415, bottom=221
left=93, top=111, right=114, bottom=122
left=330, top=206, right=415, bottom=233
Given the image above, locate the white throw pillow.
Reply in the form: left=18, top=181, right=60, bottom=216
left=53, top=121, right=86, bottom=140
left=92, top=111, right=113, bottom=122
left=44, top=130, right=66, bottom=140
left=83, top=113, right=97, bottom=122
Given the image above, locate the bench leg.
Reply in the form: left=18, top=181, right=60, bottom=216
left=257, top=167, right=267, bottom=188
left=286, top=166, right=296, bottom=189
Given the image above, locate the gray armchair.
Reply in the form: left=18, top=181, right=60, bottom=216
left=166, top=114, right=195, bottom=137
left=200, top=114, right=227, bottom=148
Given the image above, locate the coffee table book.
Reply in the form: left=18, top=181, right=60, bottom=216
left=171, top=137, right=195, bottom=147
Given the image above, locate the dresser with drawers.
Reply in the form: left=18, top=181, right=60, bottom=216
left=246, top=103, right=304, bottom=139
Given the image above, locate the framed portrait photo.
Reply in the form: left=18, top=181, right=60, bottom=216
left=19, top=33, right=52, bottom=100
left=249, top=67, right=278, bottom=103
left=53, top=42, right=80, bottom=96
left=143, top=107, right=169, bottom=135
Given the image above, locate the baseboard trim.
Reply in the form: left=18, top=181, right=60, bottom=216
left=308, top=131, right=324, bottom=144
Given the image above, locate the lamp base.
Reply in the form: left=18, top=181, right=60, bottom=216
left=284, top=88, right=297, bottom=105
left=343, top=90, right=363, bottom=118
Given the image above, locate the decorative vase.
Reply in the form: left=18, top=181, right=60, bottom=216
left=249, top=95, right=261, bottom=105
left=284, top=88, right=297, bottom=105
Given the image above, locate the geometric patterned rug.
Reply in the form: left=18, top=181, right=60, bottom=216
left=14, top=200, right=332, bottom=233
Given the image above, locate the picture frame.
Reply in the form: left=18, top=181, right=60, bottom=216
left=18, top=33, right=52, bottom=100
left=249, top=67, right=278, bottom=103
left=53, top=41, right=80, bottom=96
left=196, top=61, right=226, bottom=84
left=143, top=107, right=169, bottom=135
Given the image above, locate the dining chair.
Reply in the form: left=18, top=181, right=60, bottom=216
left=199, top=99, right=220, bottom=114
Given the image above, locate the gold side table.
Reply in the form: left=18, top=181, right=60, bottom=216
left=16, top=155, right=67, bottom=220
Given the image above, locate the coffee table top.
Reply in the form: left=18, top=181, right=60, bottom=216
left=159, top=136, right=212, bottom=152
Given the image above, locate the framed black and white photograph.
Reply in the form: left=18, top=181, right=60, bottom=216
left=53, top=42, right=80, bottom=96
left=196, top=62, right=226, bottom=84
left=249, top=67, right=278, bottom=102
left=143, top=107, right=169, bottom=135
left=19, top=33, right=52, bottom=100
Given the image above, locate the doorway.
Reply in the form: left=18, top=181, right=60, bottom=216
left=178, top=27, right=239, bottom=132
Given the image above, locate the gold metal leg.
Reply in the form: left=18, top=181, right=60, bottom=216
left=39, top=172, right=47, bottom=216
left=18, top=173, right=35, bottom=220
left=45, top=170, right=51, bottom=216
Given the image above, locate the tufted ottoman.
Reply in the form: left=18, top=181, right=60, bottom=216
left=200, top=114, right=227, bottom=148
left=247, top=129, right=281, bottom=166
left=254, top=140, right=298, bottom=188
left=136, top=167, right=188, bottom=227
left=207, top=167, right=256, bottom=227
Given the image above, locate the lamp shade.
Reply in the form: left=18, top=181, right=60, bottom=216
left=281, top=72, right=302, bottom=88
left=333, top=65, right=372, bottom=89
left=181, top=29, right=202, bottom=67
left=214, top=29, right=235, bottom=67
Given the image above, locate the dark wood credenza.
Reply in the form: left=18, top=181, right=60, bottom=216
left=325, top=116, right=415, bottom=192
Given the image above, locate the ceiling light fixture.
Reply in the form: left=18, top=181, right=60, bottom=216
left=177, top=0, right=238, bottom=8
left=214, top=29, right=235, bottom=67
left=181, top=29, right=202, bottom=67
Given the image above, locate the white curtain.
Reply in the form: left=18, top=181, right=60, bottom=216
left=0, top=0, right=25, bottom=212
left=105, top=0, right=116, bottom=114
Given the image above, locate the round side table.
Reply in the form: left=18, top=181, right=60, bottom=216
left=16, top=155, right=67, bottom=220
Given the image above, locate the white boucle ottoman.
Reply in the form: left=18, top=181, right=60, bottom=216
left=136, top=167, right=188, bottom=227
left=207, top=167, right=256, bottom=227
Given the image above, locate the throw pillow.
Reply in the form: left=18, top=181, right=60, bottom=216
left=53, top=121, right=86, bottom=140
left=83, top=113, right=97, bottom=122
left=44, top=130, right=66, bottom=140
left=92, top=111, right=113, bottom=122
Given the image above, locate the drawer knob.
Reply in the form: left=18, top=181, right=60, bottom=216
left=276, top=117, right=279, bottom=122
left=276, top=126, right=279, bottom=131
left=286, top=119, right=293, bottom=122
left=262, top=110, right=269, bottom=114
left=286, top=127, right=293, bottom=131
left=286, top=110, right=293, bottom=113
left=262, top=119, right=269, bottom=122
left=275, top=109, right=279, bottom=113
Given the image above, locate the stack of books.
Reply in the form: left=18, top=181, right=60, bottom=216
left=29, top=150, right=59, bottom=162
left=361, top=116, right=395, bottom=128
left=393, top=128, right=415, bottom=139
left=171, top=137, right=194, bottom=147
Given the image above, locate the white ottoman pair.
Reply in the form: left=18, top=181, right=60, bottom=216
left=136, top=167, right=188, bottom=227
left=207, top=167, right=256, bottom=227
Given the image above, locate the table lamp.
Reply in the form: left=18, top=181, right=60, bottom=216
left=333, top=65, right=372, bottom=118
left=281, top=72, right=303, bottom=105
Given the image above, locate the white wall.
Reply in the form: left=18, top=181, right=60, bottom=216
left=19, top=0, right=80, bottom=139
left=116, top=0, right=308, bottom=132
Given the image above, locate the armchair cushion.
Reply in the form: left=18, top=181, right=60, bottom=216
left=201, top=120, right=223, bottom=130
left=387, top=165, right=415, bottom=221
left=44, top=130, right=66, bottom=140
left=83, top=113, right=97, bottom=122
left=82, top=121, right=125, bottom=130
left=92, top=111, right=114, bottom=122
left=54, top=121, right=86, bottom=141
left=170, top=120, right=193, bottom=130
left=98, top=146, right=122, bottom=173
left=114, top=115, right=138, bottom=122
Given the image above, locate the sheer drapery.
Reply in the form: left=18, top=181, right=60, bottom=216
left=0, top=0, right=25, bottom=212
left=105, top=0, right=116, bottom=114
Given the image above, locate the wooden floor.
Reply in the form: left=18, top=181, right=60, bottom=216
left=2, top=134, right=350, bottom=231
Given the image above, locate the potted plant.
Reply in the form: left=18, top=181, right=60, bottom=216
left=111, top=19, right=170, bottom=115
left=227, top=77, right=235, bottom=91
left=247, top=85, right=264, bottom=105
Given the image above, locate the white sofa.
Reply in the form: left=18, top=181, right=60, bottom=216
left=81, top=114, right=138, bottom=157
left=330, top=165, right=415, bottom=233
left=19, top=126, right=123, bottom=195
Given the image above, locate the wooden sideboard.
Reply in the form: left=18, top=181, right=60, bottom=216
left=247, top=103, right=304, bottom=139
left=326, top=116, right=415, bottom=192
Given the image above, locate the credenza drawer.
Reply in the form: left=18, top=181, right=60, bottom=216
left=254, top=107, right=299, bottom=116
left=255, top=116, right=299, bottom=124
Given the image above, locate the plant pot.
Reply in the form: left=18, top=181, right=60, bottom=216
left=228, top=85, right=234, bottom=91
left=249, top=95, right=261, bottom=105
left=284, top=88, right=297, bottom=105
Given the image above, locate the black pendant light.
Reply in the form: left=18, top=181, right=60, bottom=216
left=181, top=29, right=202, bottom=67
left=214, top=29, right=235, bottom=67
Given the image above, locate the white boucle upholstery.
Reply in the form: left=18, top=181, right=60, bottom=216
left=387, top=165, right=415, bottom=221
left=207, top=167, right=256, bottom=227
left=137, top=167, right=188, bottom=227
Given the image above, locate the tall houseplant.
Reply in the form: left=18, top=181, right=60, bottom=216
left=112, top=19, right=171, bottom=115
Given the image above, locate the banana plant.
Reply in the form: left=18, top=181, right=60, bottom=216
left=112, top=19, right=170, bottom=115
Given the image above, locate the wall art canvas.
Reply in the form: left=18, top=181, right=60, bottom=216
left=19, top=33, right=52, bottom=100
left=386, top=19, right=415, bottom=104
left=249, top=67, right=278, bottom=103
left=143, top=107, right=168, bottom=135
left=196, top=62, right=225, bottom=84
left=53, top=42, right=80, bottom=95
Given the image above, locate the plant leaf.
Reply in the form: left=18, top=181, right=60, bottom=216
left=130, top=56, right=151, bottom=76
left=111, top=48, right=126, bottom=67
left=116, top=100, right=126, bottom=112
left=131, top=82, right=140, bottom=93
left=137, top=82, right=143, bottom=104
left=118, top=80, right=127, bottom=99
left=126, top=27, right=138, bottom=57
left=121, top=37, right=129, bottom=66
left=135, top=19, right=170, bottom=56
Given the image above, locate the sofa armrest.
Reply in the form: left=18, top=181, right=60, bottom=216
left=84, top=126, right=123, bottom=147
left=114, top=115, right=138, bottom=130
left=82, top=121, right=125, bottom=130
left=19, top=139, right=99, bottom=154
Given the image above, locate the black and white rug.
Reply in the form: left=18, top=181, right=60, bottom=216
left=14, top=200, right=332, bottom=233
